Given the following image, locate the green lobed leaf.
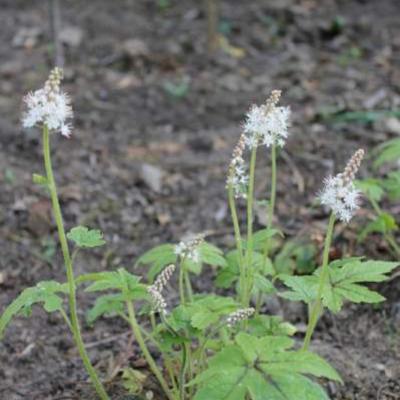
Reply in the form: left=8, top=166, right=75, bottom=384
left=358, top=213, right=398, bottom=242
left=86, top=294, right=125, bottom=325
left=382, top=171, right=400, bottom=200
left=67, top=226, right=106, bottom=248
left=189, top=295, right=238, bottom=331
left=355, top=179, right=385, bottom=202
left=136, top=244, right=177, bottom=282
left=215, top=250, right=274, bottom=290
left=246, top=228, right=284, bottom=252
left=192, top=333, right=340, bottom=400
left=32, top=173, right=48, bottom=186
left=82, top=268, right=148, bottom=301
left=278, top=275, right=319, bottom=303
left=373, top=138, right=400, bottom=169
left=248, top=315, right=297, bottom=337
left=280, top=260, right=399, bottom=313
left=0, top=281, right=68, bottom=337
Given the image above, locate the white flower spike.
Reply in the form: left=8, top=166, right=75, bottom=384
left=22, top=67, right=73, bottom=138
left=319, top=149, right=365, bottom=223
left=244, top=90, right=290, bottom=149
left=174, top=234, right=205, bottom=263
left=227, top=133, right=248, bottom=199
left=226, top=307, right=255, bottom=328
left=148, top=264, right=176, bottom=315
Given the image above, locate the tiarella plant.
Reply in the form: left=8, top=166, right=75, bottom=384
left=0, top=69, right=110, bottom=399
left=0, top=70, right=398, bottom=400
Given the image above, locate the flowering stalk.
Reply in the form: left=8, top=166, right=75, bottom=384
left=42, top=125, right=109, bottom=400
left=267, top=143, right=277, bottom=234
left=242, top=91, right=290, bottom=307
left=303, top=149, right=365, bottom=350
left=227, top=134, right=247, bottom=305
left=228, top=185, right=245, bottom=305
left=244, top=145, right=258, bottom=306
left=302, top=212, right=335, bottom=351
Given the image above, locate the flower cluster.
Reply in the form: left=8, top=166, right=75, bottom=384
left=227, top=134, right=248, bottom=199
left=243, top=90, right=290, bottom=149
left=22, top=67, right=73, bottom=138
left=319, top=149, right=365, bottom=222
left=226, top=307, right=255, bottom=328
left=147, top=264, right=176, bottom=315
left=174, top=234, right=205, bottom=263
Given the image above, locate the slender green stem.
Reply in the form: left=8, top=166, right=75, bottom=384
left=302, top=213, right=336, bottom=351
left=228, top=185, right=245, bottom=305
left=150, top=312, right=157, bottom=332
left=42, top=125, right=109, bottom=400
left=267, top=144, right=277, bottom=231
left=244, top=146, right=258, bottom=306
left=257, top=144, right=278, bottom=314
left=184, top=270, right=194, bottom=303
left=179, top=260, right=186, bottom=306
left=59, top=308, right=73, bottom=332
left=164, top=355, right=179, bottom=397
left=126, top=301, right=175, bottom=400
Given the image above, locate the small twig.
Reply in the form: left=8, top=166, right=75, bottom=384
left=85, top=331, right=130, bottom=349
left=48, top=0, right=65, bottom=67
left=205, top=0, right=219, bottom=53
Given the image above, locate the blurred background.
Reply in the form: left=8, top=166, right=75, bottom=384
left=0, top=0, right=399, bottom=398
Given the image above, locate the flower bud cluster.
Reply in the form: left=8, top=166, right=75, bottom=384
left=226, top=307, right=255, bottom=328
left=227, top=134, right=248, bottom=199
left=243, top=90, right=290, bottom=149
left=22, top=67, right=73, bottom=138
left=174, top=234, right=205, bottom=263
left=319, top=149, right=365, bottom=223
left=147, top=264, right=176, bottom=315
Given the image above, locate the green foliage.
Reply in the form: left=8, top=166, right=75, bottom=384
left=356, top=138, right=400, bottom=253
left=216, top=250, right=274, bottom=290
left=280, top=260, right=399, bottom=313
left=79, top=269, right=148, bottom=324
left=372, top=138, right=400, bottom=169
left=383, top=171, right=400, bottom=200
left=355, top=179, right=384, bottom=202
left=192, top=333, right=341, bottom=400
left=358, top=212, right=398, bottom=241
left=137, top=241, right=227, bottom=282
left=243, top=228, right=283, bottom=251
left=32, top=173, right=48, bottom=186
left=80, top=268, right=148, bottom=300
left=121, top=367, right=147, bottom=394
left=169, top=295, right=238, bottom=333
left=86, top=294, right=125, bottom=325
left=0, top=281, right=68, bottom=337
left=248, top=315, right=297, bottom=337
left=136, top=244, right=177, bottom=282
left=67, top=226, right=106, bottom=248
left=274, top=240, right=318, bottom=275
left=4, top=168, right=16, bottom=184
left=163, top=79, right=190, bottom=99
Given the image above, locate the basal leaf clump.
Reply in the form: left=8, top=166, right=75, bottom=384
left=0, top=68, right=398, bottom=400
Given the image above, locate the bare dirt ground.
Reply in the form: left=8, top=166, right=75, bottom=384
left=0, top=0, right=399, bottom=398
